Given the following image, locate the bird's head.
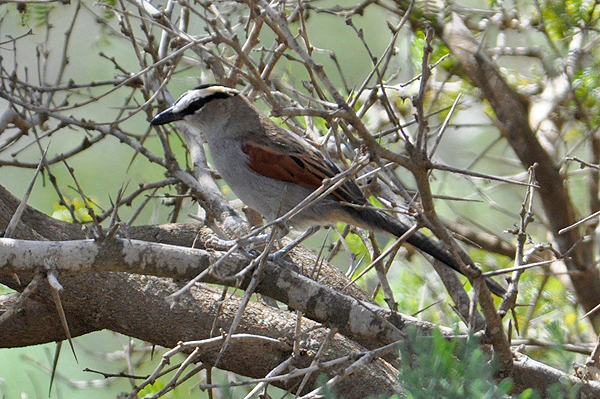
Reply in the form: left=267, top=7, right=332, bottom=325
left=151, top=83, right=239, bottom=126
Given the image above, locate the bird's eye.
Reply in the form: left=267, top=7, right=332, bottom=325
left=177, top=90, right=236, bottom=116
left=184, top=97, right=210, bottom=115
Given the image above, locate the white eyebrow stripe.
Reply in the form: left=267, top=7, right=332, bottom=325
left=171, top=90, right=203, bottom=113
left=171, top=86, right=239, bottom=113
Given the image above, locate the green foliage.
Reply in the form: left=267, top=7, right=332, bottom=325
left=398, top=328, right=511, bottom=399
left=396, top=327, right=584, bottom=399
left=546, top=381, right=581, bottom=399
left=51, top=198, right=98, bottom=223
left=572, top=65, right=600, bottom=128
left=16, top=2, right=55, bottom=27
left=139, top=380, right=165, bottom=398
left=539, top=0, right=600, bottom=42
left=409, top=29, right=450, bottom=73
left=337, top=227, right=369, bottom=262
left=317, top=374, right=338, bottom=399
left=409, top=32, right=426, bottom=71
left=97, top=0, right=117, bottom=20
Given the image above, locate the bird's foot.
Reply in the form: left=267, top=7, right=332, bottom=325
left=204, top=232, right=271, bottom=252
left=267, top=226, right=320, bottom=261
left=204, top=235, right=237, bottom=251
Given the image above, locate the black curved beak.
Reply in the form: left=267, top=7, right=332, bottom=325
left=150, top=108, right=184, bottom=126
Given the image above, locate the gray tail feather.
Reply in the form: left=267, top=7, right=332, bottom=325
left=348, top=207, right=506, bottom=297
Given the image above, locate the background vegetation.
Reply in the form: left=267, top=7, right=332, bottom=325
left=2, top=0, right=600, bottom=397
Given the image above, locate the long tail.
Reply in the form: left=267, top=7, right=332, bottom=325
left=347, top=207, right=506, bottom=297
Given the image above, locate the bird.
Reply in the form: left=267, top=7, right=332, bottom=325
left=151, top=83, right=505, bottom=297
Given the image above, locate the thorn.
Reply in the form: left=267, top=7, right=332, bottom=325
left=48, top=341, right=62, bottom=396
left=47, top=271, right=78, bottom=363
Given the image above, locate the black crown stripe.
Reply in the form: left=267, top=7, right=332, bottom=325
left=181, top=88, right=237, bottom=116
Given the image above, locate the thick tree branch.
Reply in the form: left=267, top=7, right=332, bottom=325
left=0, top=275, right=401, bottom=397
left=0, top=235, right=441, bottom=350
